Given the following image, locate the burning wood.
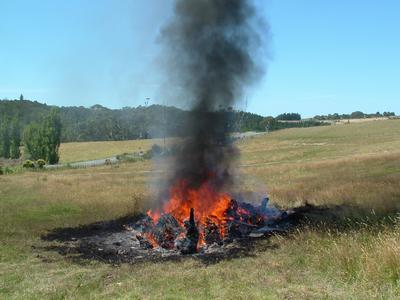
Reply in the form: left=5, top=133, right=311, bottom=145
left=204, top=217, right=222, bottom=245
left=136, top=234, right=154, bottom=250
left=153, top=214, right=182, bottom=249
left=135, top=195, right=290, bottom=254
left=175, top=208, right=199, bottom=254
left=43, top=203, right=340, bottom=263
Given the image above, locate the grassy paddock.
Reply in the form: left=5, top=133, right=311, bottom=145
left=1, top=120, right=400, bottom=298
left=59, top=138, right=175, bottom=163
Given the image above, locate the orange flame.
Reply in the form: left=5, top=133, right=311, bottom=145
left=146, top=178, right=232, bottom=247
left=145, top=177, right=268, bottom=249
left=149, top=179, right=231, bottom=226
left=144, top=232, right=159, bottom=248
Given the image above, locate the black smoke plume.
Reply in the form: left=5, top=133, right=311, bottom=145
left=160, top=0, right=267, bottom=192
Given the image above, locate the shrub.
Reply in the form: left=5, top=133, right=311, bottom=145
left=142, top=149, right=153, bottom=160
left=116, top=153, right=141, bottom=163
left=36, top=159, right=46, bottom=168
left=23, top=160, right=35, bottom=168
left=0, top=166, right=3, bottom=175
left=4, top=166, right=14, bottom=174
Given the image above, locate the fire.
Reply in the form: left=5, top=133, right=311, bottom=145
left=144, top=232, right=159, bottom=248
left=146, top=178, right=231, bottom=247
left=148, top=178, right=231, bottom=227
left=142, top=177, right=274, bottom=252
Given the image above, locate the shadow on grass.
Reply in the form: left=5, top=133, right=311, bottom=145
left=40, top=203, right=398, bottom=266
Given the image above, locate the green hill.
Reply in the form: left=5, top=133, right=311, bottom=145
left=0, top=99, right=268, bottom=142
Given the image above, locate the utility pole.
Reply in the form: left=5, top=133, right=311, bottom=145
left=141, top=98, right=150, bottom=139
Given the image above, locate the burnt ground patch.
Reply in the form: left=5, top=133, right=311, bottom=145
left=40, top=204, right=386, bottom=265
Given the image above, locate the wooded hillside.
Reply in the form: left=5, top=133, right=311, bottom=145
left=0, top=99, right=269, bottom=142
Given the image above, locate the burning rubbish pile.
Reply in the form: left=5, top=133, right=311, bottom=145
left=132, top=180, right=290, bottom=254
left=70, top=178, right=294, bottom=262
left=41, top=194, right=297, bottom=264
left=43, top=201, right=349, bottom=263
left=133, top=195, right=290, bottom=255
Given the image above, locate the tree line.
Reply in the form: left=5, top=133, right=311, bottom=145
left=2, top=98, right=397, bottom=164
left=276, top=113, right=301, bottom=121
left=0, top=99, right=276, bottom=143
left=0, top=115, right=21, bottom=159
left=314, top=111, right=396, bottom=120
left=0, top=107, right=61, bottom=164
left=1, top=98, right=335, bottom=163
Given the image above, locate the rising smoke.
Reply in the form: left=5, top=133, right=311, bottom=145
left=160, top=0, right=267, bottom=194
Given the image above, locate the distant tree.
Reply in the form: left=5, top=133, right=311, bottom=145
left=351, top=111, right=365, bottom=119
left=314, top=115, right=326, bottom=120
left=383, top=112, right=395, bottom=117
left=9, top=116, right=21, bottom=159
left=23, top=109, right=61, bottom=164
left=19, top=94, right=24, bottom=101
left=23, top=122, right=44, bottom=161
left=0, top=116, right=11, bottom=158
left=314, top=111, right=394, bottom=120
left=342, top=114, right=351, bottom=119
left=261, top=117, right=276, bottom=131
left=43, top=109, right=62, bottom=164
left=276, top=113, right=301, bottom=121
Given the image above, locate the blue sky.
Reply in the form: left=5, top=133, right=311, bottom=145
left=1, top=0, right=399, bottom=117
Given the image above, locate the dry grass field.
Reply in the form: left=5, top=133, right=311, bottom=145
left=1, top=119, right=400, bottom=299
left=59, top=138, right=172, bottom=163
